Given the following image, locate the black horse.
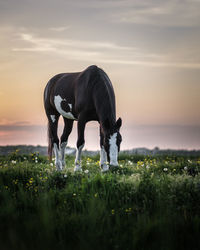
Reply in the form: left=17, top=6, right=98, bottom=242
left=44, top=65, right=122, bottom=172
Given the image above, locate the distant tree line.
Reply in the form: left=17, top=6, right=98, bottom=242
left=0, top=145, right=200, bottom=157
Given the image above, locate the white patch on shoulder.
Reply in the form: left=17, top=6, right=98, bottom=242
left=54, top=95, right=76, bottom=120
left=109, top=132, right=118, bottom=166
left=50, top=115, right=56, bottom=123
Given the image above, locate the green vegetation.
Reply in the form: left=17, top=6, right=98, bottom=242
left=0, top=151, right=200, bottom=250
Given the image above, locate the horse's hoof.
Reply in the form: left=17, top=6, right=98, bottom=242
left=74, top=165, right=82, bottom=172
left=101, top=164, right=109, bottom=173
left=55, top=160, right=63, bottom=171
left=61, top=161, right=66, bottom=169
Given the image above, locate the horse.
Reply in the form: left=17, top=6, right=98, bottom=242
left=43, top=65, right=122, bottom=172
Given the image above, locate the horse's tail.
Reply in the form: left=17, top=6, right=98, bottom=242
left=47, top=120, right=53, bottom=161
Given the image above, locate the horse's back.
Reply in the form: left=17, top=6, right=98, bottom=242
left=44, top=65, right=110, bottom=103
left=44, top=65, right=115, bottom=118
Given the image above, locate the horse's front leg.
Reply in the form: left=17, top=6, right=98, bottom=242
left=74, top=117, right=86, bottom=172
left=99, top=127, right=109, bottom=172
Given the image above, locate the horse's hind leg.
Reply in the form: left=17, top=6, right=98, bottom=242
left=60, top=118, right=74, bottom=168
left=47, top=113, right=62, bottom=170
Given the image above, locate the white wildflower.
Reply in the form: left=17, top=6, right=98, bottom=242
left=64, top=174, right=67, bottom=178
left=50, top=163, right=54, bottom=167
left=11, top=160, right=16, bottom=164
left=84, top=169, right=89, bottom=174
left=184, top=166, right=188, bottom=170
left=163, top=168, right=168, bottom=172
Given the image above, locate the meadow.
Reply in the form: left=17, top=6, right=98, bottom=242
left=0, top=150, right=200, bottom=250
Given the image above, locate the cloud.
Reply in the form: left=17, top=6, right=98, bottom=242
left=0, top=119, right=33, bottom=131
left=95, top=58, right=200, bottom=69
left=60, top=0, right=200, bottom=27
left=11, top=32, right=200, bottom=69
left=12, top=32, right=137, bottom=60
left=0, top=125, right=34, bottom=131
left=0, top=123, right=42, bottom=132
left=49, top=26, right=70, bottom=32
left=0, top=122, right=46, bottom=146
left=0, top=118, right=30, bottom=126
left=13, top=32, right=135, bottom=52
left=108, top=0, right=200, bottom=27
left=1, top=0, right=200, bottom=29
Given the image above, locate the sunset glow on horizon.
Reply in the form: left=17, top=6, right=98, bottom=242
left=0, top=0, right=200, bottom=150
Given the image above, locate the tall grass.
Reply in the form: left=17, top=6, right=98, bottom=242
left=0, top=153, right=200, bottom=250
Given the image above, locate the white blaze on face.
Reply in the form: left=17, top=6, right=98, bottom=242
left=109, top=132, right=118, bottom=166
left=54, top=95, right=76, bottom=120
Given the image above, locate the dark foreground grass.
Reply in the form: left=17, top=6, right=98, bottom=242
left=0, top=153, right=200, bottom=250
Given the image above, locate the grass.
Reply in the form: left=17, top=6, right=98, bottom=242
left=0, top=151, right=200, bottom=250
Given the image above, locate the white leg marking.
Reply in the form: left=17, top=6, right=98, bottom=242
left=50, top=115, right=56, bottom=123
left=54, top=95, right=76, bottom=120
left=53, top=143, right=62, bottom=171
left=100, top=146, right=109, bottom=172
left=109, top=133, right=118, bottom=166
left=74, top=144, right=84, bottom=172
left=60, top=141, right=67, bottom=168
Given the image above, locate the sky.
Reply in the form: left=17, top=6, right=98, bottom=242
left=0, top=0, right=200, bottom=150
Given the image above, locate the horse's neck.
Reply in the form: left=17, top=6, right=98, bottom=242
left=93, top=83, right=116, bottom=121
left=98, top=107, right=116, bottom=134
left=95, top=98, right=116, bottom=128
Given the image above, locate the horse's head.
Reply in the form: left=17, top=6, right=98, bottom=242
left=103, top=118, right=122, bottom=167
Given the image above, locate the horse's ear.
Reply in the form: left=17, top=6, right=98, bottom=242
left=115, top=118, right=122, bottom=130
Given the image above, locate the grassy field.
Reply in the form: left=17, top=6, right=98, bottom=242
left=0, top=151, right=200, bottom=250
